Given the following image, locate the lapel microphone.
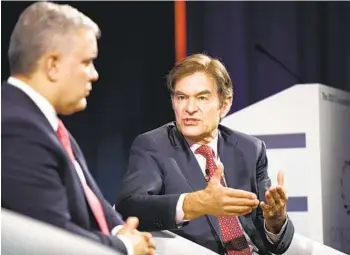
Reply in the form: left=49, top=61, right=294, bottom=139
left=205, top=169, right=210, bottom=182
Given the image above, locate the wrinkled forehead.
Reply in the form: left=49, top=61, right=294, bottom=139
left=174, top=72, right=218, bottom=95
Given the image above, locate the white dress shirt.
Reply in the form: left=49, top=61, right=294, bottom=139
left=8, top=77, right=133, bottom=255
left=175, top=135, right=287, bottom=254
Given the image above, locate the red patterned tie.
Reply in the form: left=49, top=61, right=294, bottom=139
left=195, top=145, right=252, bottom=255
left=56, top=119, right=110, bottom=235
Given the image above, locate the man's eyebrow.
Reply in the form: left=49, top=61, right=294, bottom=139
left=173, top=90, right=211, bottom=96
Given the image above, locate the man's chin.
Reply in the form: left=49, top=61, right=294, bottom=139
left=77, top=98, right=87, bottom=110
left=180, top=128, right=203, bottom=139
left=69, top=98, right=87, bottom=113
left=57, top=99, right=87, bottom=116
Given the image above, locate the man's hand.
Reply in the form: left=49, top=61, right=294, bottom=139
left=183, top=162, right=259, bottom=219
left=117, top=217, right=156, bottom=255
left=260, top=171, right=288, bottom=234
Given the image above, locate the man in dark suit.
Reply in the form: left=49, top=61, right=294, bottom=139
left=116, top=54, right=294, bottom=255
left=2, top=2, right=155, bottom=255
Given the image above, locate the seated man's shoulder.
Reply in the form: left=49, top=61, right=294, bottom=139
left=220, top=124, right=263, bottom=149
left=132, top=122, right=175, bottom=149
left=2, top=102, right=47, bottom=137
left=141, top=122, right=173, bottom=138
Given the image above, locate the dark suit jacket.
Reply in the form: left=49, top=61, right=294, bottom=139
left=1, top=82, right=127, bottom=253
left=116, top=122, right=294, bottom=255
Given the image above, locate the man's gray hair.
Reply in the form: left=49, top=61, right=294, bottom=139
left=8, top=1, right=100, bottom=75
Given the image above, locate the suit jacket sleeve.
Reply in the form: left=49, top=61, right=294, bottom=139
left=1, top=118, right=127, bottom=254
left=254, top=141, right=294, bottom=254
left=104, top=199, right=125, bottom=228
left=116, top=135, right=181, bottom=231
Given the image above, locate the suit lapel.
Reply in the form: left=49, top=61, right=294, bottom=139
left=69, top=135, right=125, bottom=228
left=218, top=128, right=269, bottom=253
left=47, top=128, right=90, bottom=227
left=169, top=124, right=222, bottom=239
left=217, top=130, right=252, bottom=240
left=218, top=132, right=250, bottom=192
left=172, top=133, right=208, bottom=192
left=69, top=135, right=102, bottom=198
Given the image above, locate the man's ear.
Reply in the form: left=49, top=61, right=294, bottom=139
left=44, top=51, right=61, bottom=82
left=220, top=95, right=233, bottom=119
left=170, top=95, right=175, bottom=110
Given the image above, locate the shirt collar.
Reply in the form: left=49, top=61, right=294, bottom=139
left=189, top=134, right=219, bottom=158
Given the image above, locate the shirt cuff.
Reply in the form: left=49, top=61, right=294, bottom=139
left=175, top=193, right=190, bottom=225
left=111, top=225, right=134, bottom=255
left=264, top=218, right=288, bottom=244
left=111, top=225, right=124, bottom=235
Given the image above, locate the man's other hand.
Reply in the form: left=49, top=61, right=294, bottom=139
left=117, top=217, right=156, bottom=255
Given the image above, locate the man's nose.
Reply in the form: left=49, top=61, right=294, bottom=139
left=185, top=98, right=198, bottom=114
left=90, top=64, right=99, bottom=81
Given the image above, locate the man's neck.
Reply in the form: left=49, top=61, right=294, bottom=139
left=11, top=74, right=56, bottom=110
left=11, top=74, right=32, bottom=84
left=184, top=129, right=219, bottom=146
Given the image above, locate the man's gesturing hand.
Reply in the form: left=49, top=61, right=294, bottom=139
left=183, top=162, right=259, bottom=219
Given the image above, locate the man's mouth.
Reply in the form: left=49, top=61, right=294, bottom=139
left=183, top=118, right=200, bottom=125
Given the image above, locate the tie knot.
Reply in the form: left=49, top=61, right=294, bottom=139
left=195, top=145, right=215, bottom=160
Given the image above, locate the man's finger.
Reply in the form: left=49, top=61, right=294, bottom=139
left=148, top=240, right=156, bottom=249
left=142, top=232, right=152, bottom=239
left=265, top=189, right=275, bottom=205
left=225, top=188, right=257, bottom=200
left=211, top=161, right=224, bottom=183
left=277, top=186, right=288, bottom=200
left=224, top=205, right=256, bottom=215
left=146, top=247, right=156, bottom=255
left=277, top=170, right=284, bottom=186
left=259, top=201, right=269, bottom=212
left=259, top=201, right=275, bottom=217
left=141, top=232, right=156, bottom=248
left=124, top=217, right=139, bottom=231
left=270, top=188, right=281, bottom=204
left=223, top=196, right=259, bottom=207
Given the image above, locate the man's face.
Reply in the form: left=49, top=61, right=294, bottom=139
left=172, top=72, right=232, bottom=144
left=53, top=28, right=99, bottom=115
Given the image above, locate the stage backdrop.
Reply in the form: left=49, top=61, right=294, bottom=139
left=2, top=1, right=349, bottom=204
